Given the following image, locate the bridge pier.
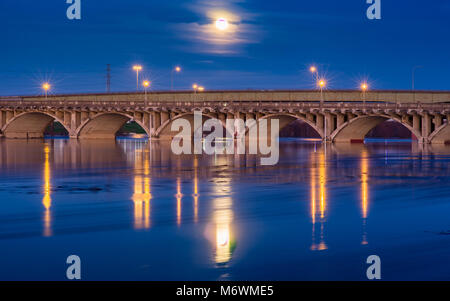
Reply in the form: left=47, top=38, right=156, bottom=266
left=316, top=114, right=324, bottom=135
left=160, top=111, right=170, bottom=125
left=421, top=113, right=432, bottom=144
left=218, top=113, right=227, bottom=125
left=0, top=111, right=4, bottom=130
left=324, top=112, right=334, bottom=141
left=434, top=114, right=443, bottom=129
left=152, top=112, right=161, bottom=135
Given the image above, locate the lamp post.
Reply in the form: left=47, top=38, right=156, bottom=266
left=193, top=83, right=198, bottom=94
left=317, top=78, right=327, bottom=141
left=318, top=79, right=326, bottom=106
left=171, top=66, right=181, bottom=91
left=143, top=80, right=150, bottom=103
left=133, top=65, right=143, bottom=91
left=361, top=82, right=368, bottom=106
left=42, top=83, right=51, bottom=99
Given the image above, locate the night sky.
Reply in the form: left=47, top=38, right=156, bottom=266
left=0, top=0, right=449, bottom=95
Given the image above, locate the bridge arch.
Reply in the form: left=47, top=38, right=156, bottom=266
left=155, top=112, right=228, bottom=139
left=1, top=111, right=70, bottom=139
left=246, top=113, right=324, bottom=139
left=76, top=112, right=150, bottom=139
left=331, top=114, right=422, bottom=143
left=429, top=123, right=450, bottom=144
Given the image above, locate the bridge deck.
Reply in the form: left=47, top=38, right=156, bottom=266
left=1, top=90, right=450, bottom=104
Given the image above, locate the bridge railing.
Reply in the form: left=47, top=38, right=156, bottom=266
left=0, top=98, right=450, bottom=112
left=1, top=90, right=450, bottom=104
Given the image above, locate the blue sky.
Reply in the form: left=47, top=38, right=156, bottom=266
left=0, top=0, right=449, bottom=95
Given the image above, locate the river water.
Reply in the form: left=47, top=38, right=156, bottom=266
left=0, top=138, right=449, bottom=280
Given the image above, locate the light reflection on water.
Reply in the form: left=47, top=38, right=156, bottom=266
left=132, top=148, right=151, bottom=230
left=0, top=138, right=449, bottom=280
left=42, top=143, right=52, bottom=237
left=361, top=150, right=369, bottom=245
left=310, top=150, right=327, bottom=251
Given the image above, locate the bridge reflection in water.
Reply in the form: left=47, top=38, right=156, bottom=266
left=2, top=137, right=450, bottom=278
left=26, top=139, right=434, bottom=247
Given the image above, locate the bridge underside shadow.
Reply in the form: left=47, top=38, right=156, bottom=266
left=331, top=115, right=420, bottom=143
left=77, top=114, right=132, bottom=139
left=1, top=113, right=65, bottom=139
left=333, top=116, right=389, bottom=143
left=429, top=124, right=450, bottom=144
left=263, top=114, right=323, bottom=139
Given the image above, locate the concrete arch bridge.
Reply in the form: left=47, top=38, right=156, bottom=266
left=1, top=90, right=450, bottom=144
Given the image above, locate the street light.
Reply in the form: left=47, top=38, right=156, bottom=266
left=198, top=86, right=205, bottom=92
left=171, top=66, right=181, bottom=91
left=317, top=78, right=327, bottom=141
left=42, top=82, right=51, bottom=99
left=360, top=82, right=368, bottom=106
left=193, top=83, right=198, bottom=94
left=317, top=78, right=327, bottom=106
left=143, top=80, right=151, bottom=101
left=133, top=65, right=143, bottom=91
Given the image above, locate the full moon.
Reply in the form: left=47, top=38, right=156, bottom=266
left=215, top=18, right=229, bottom=31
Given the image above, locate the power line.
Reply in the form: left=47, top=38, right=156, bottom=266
left=106, top=64, right=111, bottom=93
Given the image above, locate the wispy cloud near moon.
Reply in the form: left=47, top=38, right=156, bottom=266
left=175, top=0, right=261, bottom=55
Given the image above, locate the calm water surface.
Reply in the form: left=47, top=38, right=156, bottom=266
left=0, top=138, right=449, bottom=280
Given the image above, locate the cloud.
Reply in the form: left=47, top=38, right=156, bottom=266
left=174, top=0, right=261, bottom=55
